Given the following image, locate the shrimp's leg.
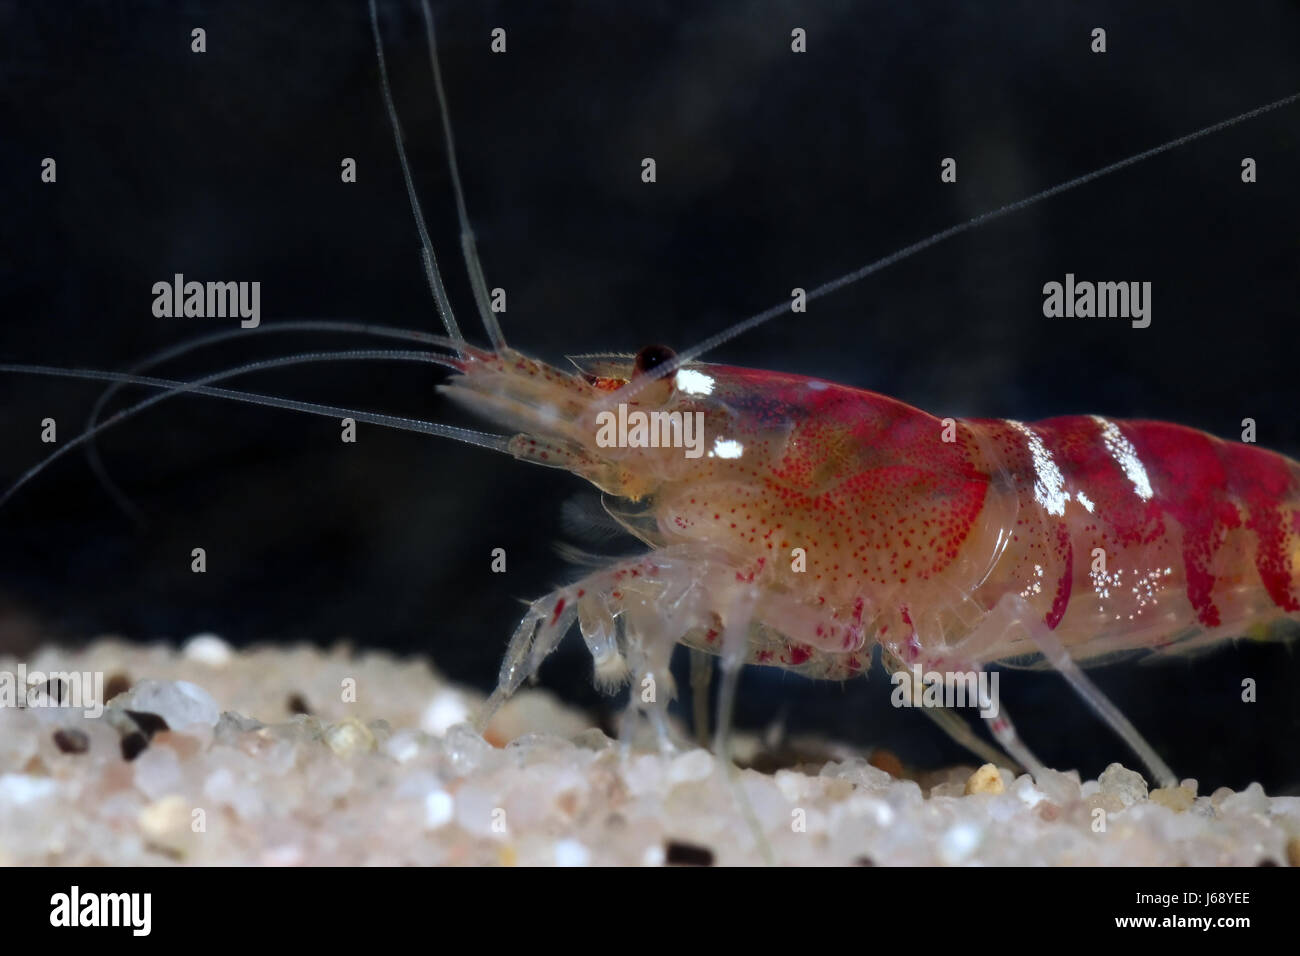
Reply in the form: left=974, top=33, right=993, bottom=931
left=476, top=547, right=724, bottom=741
left=475, top=571, right=684, bottom=751
left=618, top=606, right=688, bottom=753
left=478, top=588, right=581, bottom=724
left=879, top=646, right=1022, bottom=772
left=713, top=584, right=759, bottom=754
left=922, top=705, right=1025, bottom=774
left=616, top=689, right=683, bottom=753
left=1018, top=613, right=1178, bottom=789
left=885, top=605, right=1070, bottom=798
left=980, top=705, right=1053, bottom=784
left=474, top=548, right=775, bottom=860
left=708, top=584, right=775, bottom=864
left=955, top=593, right=1177, bottom=790
left=689, top=648, right=713, bottom=747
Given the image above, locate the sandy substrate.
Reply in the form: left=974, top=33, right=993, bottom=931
left=1, top=638, right=1297, bottom=866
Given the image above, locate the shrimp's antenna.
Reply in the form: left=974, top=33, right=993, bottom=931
left=420, top=0, right=506, bottom=351
left=0, top=350, right=511, bottom=510
left=369, top=0, right=465, bottom=351
left=622, top=88, right=1300, bottom=402
left=82, top=320, right=461, bottom=525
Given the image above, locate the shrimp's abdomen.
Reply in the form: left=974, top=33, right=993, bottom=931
left=967, top=414, right=1300, bottom=661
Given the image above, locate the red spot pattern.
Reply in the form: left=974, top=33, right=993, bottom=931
left=655, top=368, right=995, bottom=661
left=785, top=645, right=812, bottom=666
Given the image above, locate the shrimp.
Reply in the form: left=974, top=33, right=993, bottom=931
left=438, top=339, right=1300, bottom=791
left=3, top=1, right=1299, bottom=795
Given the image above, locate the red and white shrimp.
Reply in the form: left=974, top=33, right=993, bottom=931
left=431, top=328, right=1300, bottom=789
left=4, top=1, right=1299, bottom=796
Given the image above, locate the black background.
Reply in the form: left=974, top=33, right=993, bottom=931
left=4, top=865, right=1287, bottom=933
left=2, top=0, right=1299, bottom=792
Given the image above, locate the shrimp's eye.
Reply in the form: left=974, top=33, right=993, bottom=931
left=634, top=344, right=676, bottom=377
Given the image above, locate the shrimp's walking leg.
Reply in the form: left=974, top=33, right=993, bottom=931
left=616, top=690, right=682, bottom=753
left=713, top=585, right=759, bottom=754
left=956, top=594, right=1176, bottom=790
left=980, top=707, right=1052, bottom=783
left=921, top=705, right=1025, bottom=774
left=475, top=576, right=686, bottom=749
left=618, top=613, right=685, bottom=753
left=709, top=585, right=774, bottom=864
left=879, top=646, right=1022, bottom=772
left=476, top=547, right=720, bottom=744
left=477, top=588, right=581, bottom=727
left=689, top=649, right=712, bottom=747
left=1019, top=616, right=1177, bottom=789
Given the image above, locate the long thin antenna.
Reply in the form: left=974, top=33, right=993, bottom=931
left=369, top=0, right=465, bottom=349
left=84, top=319, right=460, bottom=523
left=616, top=89, right=1300, bottom=405
left=420, top=0, right=507, bottom=350
left=0, top=350, right=511, bottom=509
